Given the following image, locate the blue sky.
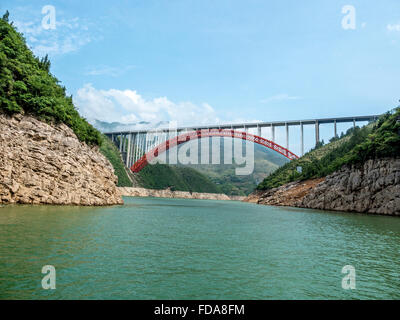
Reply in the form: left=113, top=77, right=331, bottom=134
left=2, top=0, right=400, bottom=153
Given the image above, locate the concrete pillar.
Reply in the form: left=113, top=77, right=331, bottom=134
left=141, top=133, right=145, bottom=157
left=257, top=125, right=261, bottom=137
left=353, top=119, right=356, bottom=129
left=147, top=132, right=152, bottom=152
left=300, top=122, right=304, bottom=156
left=126, top=134, right=132, bottom=167
left=137, top=134, right=141, bottom=158
left=119, top=134, right=123, bottom=152
left=156, top=131, right=160, bottom=147
left=315, top=121, right=320, bottom=145
left=132, top=133, right=137, bottom=164
left=145, top=132, right=149, bottom=153
left=122, top=134, right=126, bottom=153
left=130, top=134, right=135, bottom=167
left=132, top=134, right=136, bottom=163
left=272, top=125, right=275, bottom=142
left=285, top=123, right=289, bottom=149
left=139, top=134, right=143, bottom=159
left=334, top=120, right=337, bottom=138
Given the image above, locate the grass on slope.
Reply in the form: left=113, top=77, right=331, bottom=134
left=100, top=135, right=133, bottom=187
left=257, top=108, right=400, bottom=190
left=137, top=163, right=223, bottom=194
left=0, top=12, right=101, bottom=146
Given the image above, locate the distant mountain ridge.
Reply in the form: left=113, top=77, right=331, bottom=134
left=91, top=119, right=170, bottom=133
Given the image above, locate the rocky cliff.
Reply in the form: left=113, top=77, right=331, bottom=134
left=244, top=158, right=400, bottom=216
left=300, top=158, right=400, bottom=215
left=0, top=114, right=123, bottom=206
left=247, top=178, right=325, bottom=207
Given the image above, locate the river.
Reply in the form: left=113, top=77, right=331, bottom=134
left=0, top=197, right=399, bottom=299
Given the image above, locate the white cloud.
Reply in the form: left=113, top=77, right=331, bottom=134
left=74, top=84, right=220, bottom=127
left=84, top=65, right=136, bottom=77
left=387, top=23, right=400, bottom=32
left=14, top=15, right=96, bottom=56
left=260, top=94, right=302, bottom=104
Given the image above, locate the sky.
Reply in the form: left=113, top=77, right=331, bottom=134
left=2, top=0, right=400, bottom=154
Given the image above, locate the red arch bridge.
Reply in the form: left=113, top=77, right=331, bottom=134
left=104, top=115, right=379, bottom=173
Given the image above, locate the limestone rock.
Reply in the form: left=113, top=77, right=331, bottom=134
left=119, top=187, right=233, bottom=201
left=299, top=158, right=400, bottom=215
left=0, top=114, right=123, bottom=206
left=244, top=158, right=400, bottom=216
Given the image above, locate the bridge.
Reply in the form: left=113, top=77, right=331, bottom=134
left=105, top=115, right=379, bottom=173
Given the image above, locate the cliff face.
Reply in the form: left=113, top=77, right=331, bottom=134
left=250, top=178, right=325, bottom=207
left=300, top=158, right=400, bottom=215
left=244, top=158, right=400, bottom=216
left=0, top=114, right=123, bottom=206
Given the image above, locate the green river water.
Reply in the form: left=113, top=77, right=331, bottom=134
left=0, top=196, right=399, bottom=299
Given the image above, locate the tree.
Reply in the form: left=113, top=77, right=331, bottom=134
left=39, top=54, right=51, bottom=72
left=2, top=11, right=9, bottom=22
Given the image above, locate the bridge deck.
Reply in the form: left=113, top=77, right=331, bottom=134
left=104, top=115, right=379, bottom=135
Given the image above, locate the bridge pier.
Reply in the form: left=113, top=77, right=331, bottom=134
left=285, top=123, right=289, bottom=150
left=315, top=121, right=320, bottom=145
left=135, top=134, right=139, bottom=164
left=334, top=120, right=337, bottom=138
left=300, top=122, right=304, bottom=156
left=272, top=125, right=275, bottom=143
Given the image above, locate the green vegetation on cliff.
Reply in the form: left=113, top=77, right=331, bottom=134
left=257, top=108, right=400, bottom=190
left=99, top=135, right=133, bottom=187
left=137, top=163, right=223, bottom=194
left=0, top=12, right=101, bottom=145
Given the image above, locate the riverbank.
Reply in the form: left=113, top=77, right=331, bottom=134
left=244, top=158, right=400, bottom=216
left=119, top=187, right=245, bottom=201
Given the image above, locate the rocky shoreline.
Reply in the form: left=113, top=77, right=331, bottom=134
left=119, top=187, right=245, bottom=201
left=244, top=158, right=400, bottom=216
left=0, top=114, right=123, bottom=206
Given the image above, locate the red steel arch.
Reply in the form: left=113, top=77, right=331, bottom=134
left=130, top=129, right=299, bottom=173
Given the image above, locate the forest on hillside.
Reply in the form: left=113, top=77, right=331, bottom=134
left=0, top=12, right=101, bottom=145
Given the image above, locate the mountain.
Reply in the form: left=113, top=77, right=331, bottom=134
left=100, top=133, right=224, bottom=194
left=0, top=13, right=122, bottom=206
left=161, top=138, right=289, bottom=196
left=94, top=120, right=289, bottom=195
left=247, top=108, right=400, bottom=216
left=257, top=108, right=400, bottom=191
left=177, top=140, right=288, bottom=195
left=0, top=13, right=101, bottom=146
left=91, top=119, right=170, bottom=133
